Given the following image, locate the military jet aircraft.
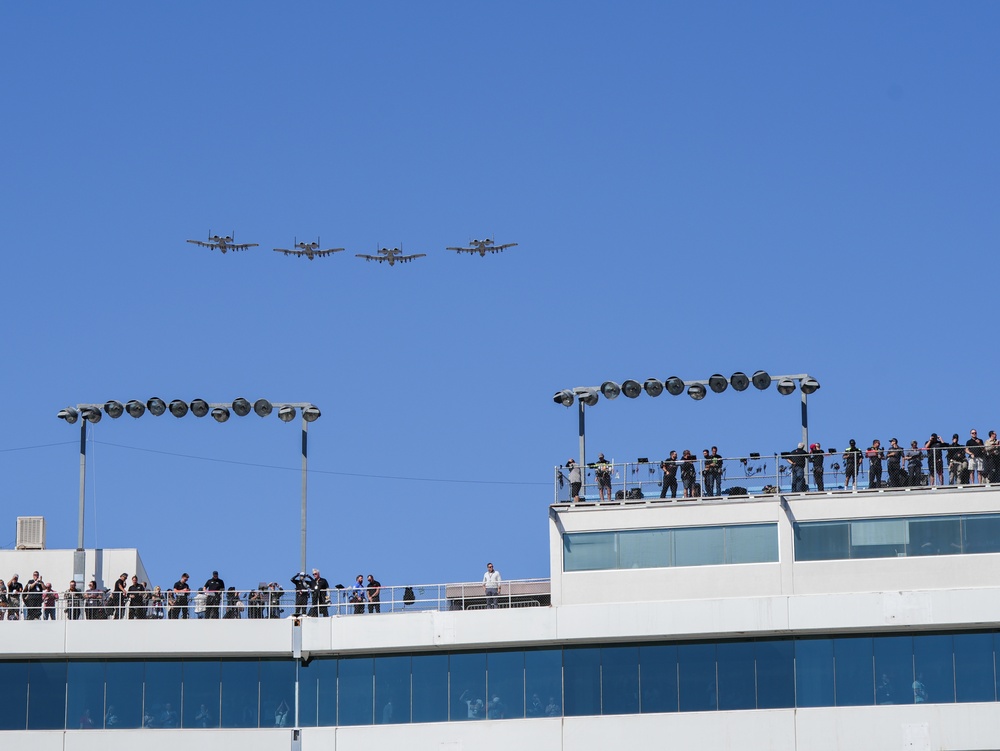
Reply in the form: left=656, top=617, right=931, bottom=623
left=186, top=232, right=258, bottom=254
left=446, top=237, right=518, bottom=257
left=273, top=239, right=346, bottom=261
left=355, top=247, right=426, bottom=266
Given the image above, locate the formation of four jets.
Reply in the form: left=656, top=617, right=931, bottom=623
left=186, top=234, right=518, bottom=265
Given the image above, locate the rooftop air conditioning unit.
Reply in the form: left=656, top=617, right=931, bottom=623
left=16, top=516, right=45, bottom=550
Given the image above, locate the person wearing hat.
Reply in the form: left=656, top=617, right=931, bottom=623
left=924, top=433, right=946, bottom=486
left=843, top=440, right=863, bottom=490
left=785, top=443, right=808, bottom=493
left=594, top=453, right=612, bottom=502
left=809, top=442, right=825, bottom=492
left=866, top=439, right=884, bottom=489
left=946, top=433, right=966, bottom=485
left=566, top=459, right=582, bottom=502
left=203, top=570, right=225, bottom=619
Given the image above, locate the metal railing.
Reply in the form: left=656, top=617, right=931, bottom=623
left=0, top=578, right=551, bottom=622
left=554, top=448, right=1000, bottom=504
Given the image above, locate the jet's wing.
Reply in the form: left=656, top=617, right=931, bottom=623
left=398, top=253, right=427, bottom=263
left=273, top=248, right=303, bottom=256
left=312, top=247, right=346, bottom=258
left=492, top=242, right=518, bottom=251
left=445, top=246, right=473, bottom=254
left=186, top=239, right=214, bottom=248
left=356, top=254, right=386, bottom=263
left=230, top=243, right=259, bottom=251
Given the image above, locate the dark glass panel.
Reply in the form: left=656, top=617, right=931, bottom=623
left=220, top=659, right=259, bottom=728
left=601, top=646, right=639, bottom=715
left=525, top=649, right=562, bottom=718
left=674, top=527, right=725, bottom=567
left=563, top=532, right=617, bottom=571
left=955, top=633, right=994, bottom=703
left=563, top=647, right=601, bottom=716
left=67, top=660, right=103, bottom=730
left=907, top=518, right=962, bottom=557
left=0, top=661, right=29, bottom=730
left=259, top=660, right=295, bottom=729
left=486, top=650, right=525, bottom=719
left=795, top=639, right=834, bottom=707
left=963, top=515, right=1000, bottom=554
left=337, top=656, right=373, bottom=726
left=450, top=652, right=487, bottom=721
left=678, top=643, right=716, bottom=711
left=144, top=661, right=181, bottom=728
left=299, top=657, right=337, bottom=727
left=639, top=644, right=678, bottom=713
left=375, top=655, right=410, bottom=725
left=874, top=635, right=914, bottom=705
left=913, top=634, right=954, bottom=704
left=833, top=637, right=873, bottom=706
left=717, top=641, right=755, bottom=710
left=794, top=522, right=850, bottom=561
left=180, top=660, right=218, bottom=728
left=105, top=660, right=143, bottom=728
left=412, top=654, right=448, bottom=724
left=755, top=639, right=794, bottom=709
left=27, top=660, right=67, bottom=730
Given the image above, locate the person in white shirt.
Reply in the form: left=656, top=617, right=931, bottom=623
left=193, top=588, right=207, bottom=619
left=483, top=562, right=501, bottom=609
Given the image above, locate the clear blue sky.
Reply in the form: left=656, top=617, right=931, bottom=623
left=1, top=3, right=997, bottom=590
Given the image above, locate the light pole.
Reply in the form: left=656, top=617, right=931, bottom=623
left=553, top=371, right=820, bottom=467
left=57, top=398, right=321, bottom=585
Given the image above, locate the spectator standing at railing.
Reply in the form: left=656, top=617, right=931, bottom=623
left=566, top=459, right=582, bottom=503
left=170, top=573, right=190, bottom=619
left=25, top=571, right=44, bottom=620
left=127, top=576, right=146, bottom=620
left=925, top=434, right=945, bottom=485
left=84, top=580, right=102, bottom=620
left=986, top=431, right=1000, bottom=484
left=866, top=440, right=885, bottom=489
left=310, top=569, right=330, bottom=617
left=594, top=454, right=612, bottom=502
left=350, top=574, right=367, bottom=614
left=291, top=571, right=314, bottom=617
left=680, top=450, right=697, bottom=498
left=704, top=446, right=723, bottom=497
left=204, top=571, right=225, bottom=619
left=966, top=429, right=985, bottom=484
left=906, top=441, right=924, bottom=486
left=224, top=587, right=243, bottom=619
left=65, top=580, right=82, bottom=621
left=843, top=440, right=863, bottom=490
left=366, top=574, right=382, bottom=613
left=785, top=444, right=808, bottom=493
left=947, top=434, right=966, bottom=485
left=886, top=439, right=905, bottom=488
left=7, top=574, right=22, bottom=620
left=150, top=586, right=165, bottom=619
left=483, top=562, right=501, bottom=609
left=659, top=451, right=679, bottom=499
left=113, top=573, right=128, bottom=619
left=268, top=582, right=284, bottom=618
left=809, top=443, right=825, bottom=491
left=42, top=583, right=58, bottom=620
left=193, top=588, right=207, bottom=618
left=0, top=577, right=7, bottom=621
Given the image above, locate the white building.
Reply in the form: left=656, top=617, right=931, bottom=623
left=3, top=484, right=1000, bottom=750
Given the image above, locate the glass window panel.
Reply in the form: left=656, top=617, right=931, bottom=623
left=144, top=661, right=181, bottom=728
left=27, top=660, right=67, bottom=730
left=180, top=660, right=218, bottom=728
left=619, top=529, right=671, bottom=569
left=260, top=660, right=295, bottom=729
left=874, top=635, right=913, bottom=705
left=563, top=532, right=617, bottom=572
left=525, top=649, right=562, bottom=718
left=412, top=653, right=448, bottom=724
left=299, top=657, right=336, bottom=727
left=601, top=646, right=639, bottom=715
left=794, top=522, right=850, bottom=561
left=220, top=659, right=259, bottom=728
left=337, top=657, right=373, bottom=726
left=450, top=652, right=487, bottom=721
left=963, top=515, right=1000, bottom=554
left=908, top=518, right=962, bottom=557
left=833, top=637, right=873, bottom=706
left=639, top=644, right=678, bottom=713
left=755, top=639, right=794, bottom=709
left=375, top=655, right=410, bottom=725
left=486, top=650, right=524, bottom=720
left=67, top=661, right=103, bottom=730
left=105, top=660, right=143, bottom=729
left=563, top=647, right=601, bottom=716
left=674, top=528, right=724, bottom=567
left=795, top=639, right=834, bottom=707
left=726, top=524, right=779, bottom=564
left=955, top=633, right=994, bottom=703
left=0, top=661, right=29, bottom=730
left=717, top=641, right=755, bottom=710
left=913, top=634, right=954, bottom=704
left=678, top=643, right=716, bottom=711
left=850, top=520, right=907, bottom=559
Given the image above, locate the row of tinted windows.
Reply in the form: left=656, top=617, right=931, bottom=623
left=3, top=630, right=999, bottom=730
left=563, top=523, right=778, bottom=572
left=794, top=513, right=1000, bottom=561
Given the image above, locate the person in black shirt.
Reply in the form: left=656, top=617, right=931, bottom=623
left=680, top=450, right=697, bottom=498
left=659, top=451, right=679, bottom=499
left=291, top=571, right=314, bottom=617
left=866, top=440, right=884, bottom=489
left=113, top=573, right=128, bottom=620
left=809, top=443, right=825, bottom=491
left=966, top=429, right=985, bottom=484
left=703, top=447, right=723, bottom=497
left=925, top=433, right=945, bottom=485
left=127, top=576, right=146, bottom=620
left=203, top=571, right=225, bottom=619
left=784, top=443, right=808, bottom=492
left=7, top=574, right=22, bottom=620
left=843, top=440, right=863, bottom=490
left=170, top=573, right=190, bottom=619
left=310, top=569, right=330, bottom=617
left=65, top=580, right=82, bottom=620
left=24, top=571, right=44, bottom=620
left=886, top=438, right=904, bottom=488
left=367, top=575, right=382, bottom=614
left=906, top=441, right=924, bottom=486
left=946, top=434, right=966, bottom=485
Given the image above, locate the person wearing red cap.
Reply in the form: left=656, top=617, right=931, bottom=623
left=809, top=442, right=825, bottom=491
